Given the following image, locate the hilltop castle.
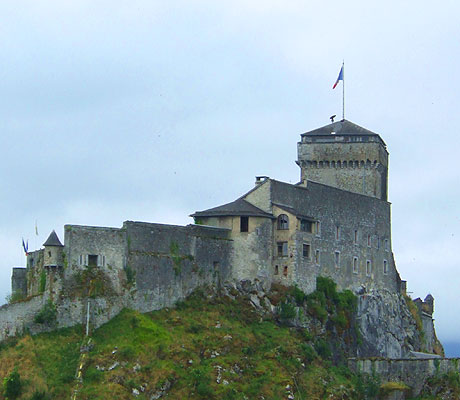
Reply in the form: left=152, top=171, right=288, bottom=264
left=3, top=119, right=438, bottom=358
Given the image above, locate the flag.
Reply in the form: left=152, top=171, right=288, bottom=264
left=22, top=238, right=28, bottom=255
left=332, top=65, right=344, bottom=89
left=35, top=221, right=38, bottom=236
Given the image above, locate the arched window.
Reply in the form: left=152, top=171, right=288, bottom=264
left=277, top=214, right=289, bottom=230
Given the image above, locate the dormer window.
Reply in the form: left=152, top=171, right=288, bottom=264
left=277, top=214, right=289, bottom=230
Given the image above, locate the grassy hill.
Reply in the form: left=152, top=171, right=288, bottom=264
left=0, top=280, right=456, bottom=399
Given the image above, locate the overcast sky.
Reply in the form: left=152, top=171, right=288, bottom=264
left=1, top=1, right=459, bottom=348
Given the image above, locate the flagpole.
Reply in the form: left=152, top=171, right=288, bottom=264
left=342, top=61, right=345, bottom=120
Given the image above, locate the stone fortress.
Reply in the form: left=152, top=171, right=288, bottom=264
left=2, top=119, right=441, bottom=363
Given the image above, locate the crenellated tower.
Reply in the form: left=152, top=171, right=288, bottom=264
left=297, top=119, right=389, bottom=200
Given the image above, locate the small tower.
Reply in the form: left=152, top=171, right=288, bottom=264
left=43, top=230, right=64, bottom=268
left=297, top=119, right=389, bottom=200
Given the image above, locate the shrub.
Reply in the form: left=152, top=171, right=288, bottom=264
left=34, top=300, right=57, bottom=324
left=314, top=339, right=332, bottom=359
left=3, top=367, right=22, bottom=399
left=279, top=302, right=296, bottom=323
left=316, top=276, right=339, bottom=303
left=291, top=285, right=306, bottom=306
left=29, top=390, right=48, bottom=400
left=300, top=343, right=317, bottom=362
left=337, top=290, right=358, bottom=312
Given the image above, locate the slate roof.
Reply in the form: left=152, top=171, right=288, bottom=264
left=302, top=119, right=379, bottom=137
left=191, top=198, right=273, bottom=218
left=43, top=230, right=64, bottom=247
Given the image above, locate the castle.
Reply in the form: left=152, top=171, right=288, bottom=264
left=3, top=119, right=436, bottom=358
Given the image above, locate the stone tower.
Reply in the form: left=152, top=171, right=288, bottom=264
left=43, top=230, right=64, bottom=267
left=296, top=119, right=389, bottom=200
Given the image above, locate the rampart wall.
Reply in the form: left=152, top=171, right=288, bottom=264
left=348, top=357, right=460, bottom=396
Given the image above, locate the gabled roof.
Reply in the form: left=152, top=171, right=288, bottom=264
left=191, top=198, right=274, bottom=218
left=43, top=230, right=64, bottom=247
left=301, top=119, right=379, bottom=137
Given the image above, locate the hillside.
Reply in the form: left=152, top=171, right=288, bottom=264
left=0, top=280, right=455, bottom=400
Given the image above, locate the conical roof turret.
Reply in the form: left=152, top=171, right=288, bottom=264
left=43, top=230, right=64, bottom=247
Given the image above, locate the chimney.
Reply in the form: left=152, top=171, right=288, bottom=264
left=255, top=176, right=269, bottom=185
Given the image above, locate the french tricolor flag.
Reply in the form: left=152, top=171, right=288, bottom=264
left=332, top=65, right=344, bottom=89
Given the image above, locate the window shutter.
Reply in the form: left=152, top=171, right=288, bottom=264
left=84, top=254, right=88, bottom=266
left=97, top=255, right=102, bottom=267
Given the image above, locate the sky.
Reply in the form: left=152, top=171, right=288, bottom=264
left=0, top=1, right=459, bottom=349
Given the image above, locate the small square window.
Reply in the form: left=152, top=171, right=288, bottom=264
left=354, top=230, right=358, bottom=244
left=315, top=249, right=320, bottom=265
left=383, top=260, right=388, bottom=275
left=384, top=239, right=389, bottom=252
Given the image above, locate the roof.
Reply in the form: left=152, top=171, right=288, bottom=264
left=301, top=119, right=379, bottom=137
left=43, top=230, right=64, bottom=247
left=191, top=198, right=274, bottom=218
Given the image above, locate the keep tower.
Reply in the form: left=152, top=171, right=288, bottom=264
left=296, top=119, right=389, bottom=200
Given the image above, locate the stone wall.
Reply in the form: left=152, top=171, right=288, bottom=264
left=349, top=357, right=460, bottom=396
left=124, top=222, right=233, bottom=313
left=0, top=295, right=46, bottom=341
left=270, top=180, right=400, bottom=294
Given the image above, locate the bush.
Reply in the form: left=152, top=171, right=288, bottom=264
left=316, top=276, right=339, bottom=303
left=314, top=339, right=332, bottom=359
left=29, top=390, right=48, bottom=400
left=279, top=302, right=296, bottom=323
left=3, top=367, right=22, bottom=399
left=34, top=300, right=57, bottom=324
left=291, top=286, right=306, bottom=306
left=337, top=290, right=358, bottom=312
left=300, top=343, right=317, bottom=362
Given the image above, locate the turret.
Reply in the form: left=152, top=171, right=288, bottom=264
left=43, top=230, right=64, bottom=268
left=297, top=119, right=389, bottom=200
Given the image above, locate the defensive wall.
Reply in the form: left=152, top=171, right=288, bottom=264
left=1, top=221, right=233, bottom=340
left=348, top=357, right=460, bottom=397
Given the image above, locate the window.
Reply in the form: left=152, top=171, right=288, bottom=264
left=277, top=214, right=289, bottom=230
left=367, top=234, right=371, bottom=247
left=283, top=266, right=288, bottom=277
left=88, top=254, right=98, bottom=267
left=353, top=257, right=359, bottom=274
left=277, top=242, right=288, bottom=257
left=383, top=260, right=388, bottom=275
left=336, top=226, right=340, bottom=240
left=240, top=216, right=249, bottom=232
left=315, top=221, right=321, bottom=236
left=334, top=251, right=340, bottom=268
left=366, top=260, right=372, bottom=276
left=303, top=243, right=311, bottom=259
left=315, top=249, right=320, bottom=265
left=384, top=239, right=389, bottom=252
left=274, top=265, right=279, bottom=275
left=300, top=219, right=313, bottom=233
left=354, top=230, right=358, bottom=244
